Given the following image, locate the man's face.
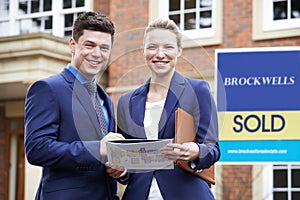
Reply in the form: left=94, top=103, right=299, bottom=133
left=70, top=30, right=112, bottom=81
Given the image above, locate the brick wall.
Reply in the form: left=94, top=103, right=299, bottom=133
left=108, top=0, right=149, bottom=88
left=93, top=0, right=110, bottom=15
left=222, top=165, right=253, bottom=200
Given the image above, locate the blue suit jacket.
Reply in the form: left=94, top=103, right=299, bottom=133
left=25, top=68, right=118, bottom=200
left=117, top=72, right=220, bottom=200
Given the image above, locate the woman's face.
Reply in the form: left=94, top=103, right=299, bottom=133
left=143, top=29, right=182, bottom=78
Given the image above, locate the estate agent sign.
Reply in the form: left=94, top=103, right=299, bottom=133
left=216, top=47, right=300, bottom=162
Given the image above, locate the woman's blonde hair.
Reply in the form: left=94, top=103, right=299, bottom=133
left=143, top=18, right=182, bottom=48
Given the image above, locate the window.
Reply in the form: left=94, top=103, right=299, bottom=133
left=273, top=165, right=300, bottom=200
left=262, top=164, right=300, bottom=200
left=0, top=0, right=9, bottom=36
left=273, top=0, right=300, bottom=20
left=264, top=0, right=300, bottom=31
left=168, top=0, right=212, bottom=31
left=0, top=0, right=91, bottom=37
left=149, top=0, right=222, bottom=47
left=253, top=0, right=300, bottom=40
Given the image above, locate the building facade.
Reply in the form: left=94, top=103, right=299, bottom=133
left=0, top=0, right=299, bottom=200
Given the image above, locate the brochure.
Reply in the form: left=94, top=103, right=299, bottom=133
left=106, top=139, right=174, bottom=171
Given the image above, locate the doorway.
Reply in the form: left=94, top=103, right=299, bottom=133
left=7, top=117, right=24, bottom=200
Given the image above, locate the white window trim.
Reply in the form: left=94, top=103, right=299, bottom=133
left=0, top=0, right=92, bottom=37
left=252, top=164, right=274, bottom=200
left=253, top=0, right=300, bottom=40
left=263, top=164, right=274, bottom=200
left=149, top=0, right=222, bottom=47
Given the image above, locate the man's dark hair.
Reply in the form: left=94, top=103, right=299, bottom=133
left=72, top=11, right=115, bottom=43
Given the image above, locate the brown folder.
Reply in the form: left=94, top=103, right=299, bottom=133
left=175, top=108, right=215, bottom=185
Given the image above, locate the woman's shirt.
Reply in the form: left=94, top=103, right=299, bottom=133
left=144, top=99, right=165, bottom=200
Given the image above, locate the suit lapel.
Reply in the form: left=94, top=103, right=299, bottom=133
left=129, top=81, right=149, bottom=138
left=73, top=78, right=103, bottom=139
left=158, top=72, right=185, bottom=139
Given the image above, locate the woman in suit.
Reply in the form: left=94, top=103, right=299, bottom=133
left=116, top=18, right=220, bottom=200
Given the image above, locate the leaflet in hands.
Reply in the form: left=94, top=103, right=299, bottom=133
left=106, top=139, right=174, bottom=171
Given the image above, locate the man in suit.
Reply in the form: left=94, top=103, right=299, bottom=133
left=24, top=11, right=125, bottom=200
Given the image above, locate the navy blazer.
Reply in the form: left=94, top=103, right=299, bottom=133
left=25, top=68, right=118, bottom=200
left=117, top=72, right=220, bottom=200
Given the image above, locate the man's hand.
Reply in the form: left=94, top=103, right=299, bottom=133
left=105, top=162, right=127, bottom=179
left=100, top=132, right=124, bottom=157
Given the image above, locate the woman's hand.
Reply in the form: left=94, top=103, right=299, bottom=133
left=161, top=142, right=200, bottom=162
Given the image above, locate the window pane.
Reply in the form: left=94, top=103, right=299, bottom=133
left=185, top=0, right=196, bottom=9
left=31, top=0, right=39, bottom=13
left=273, top=1, right=287, bottom=20
left=292, top=192, right=300, bottom=199
left=64, top=14, right=74, bottom=28
left=274, top=169, right=287, bottom=187
left=200, top=10, right=212, bottom=28
left=169, top=14, right=180, bottom=28
left=184, top=12, right=195, bottom=30
left=64, top=30, right=72, bottom=37
left=63, top=0, right=71, bottom=9
left=44, top=0, right=52, bottom=11
left=19, top=1, right=28, bottom=14
left=45, top=16, right=52, bottom=29
left=274, top=192, right=287, bottom=200
left=33, top=18, right=41, bottom=29
left=19, top=16, right=51, bottom=33
left=170, top=0, right=180, bottom=11
left=76, top=0, right=85, bottom=7
left=291, top=0, right=300, bottom=18
left=0, top=0, right=9, bottom=17
left=292, top=169, right=300, bottom=187
left=200, top=0, right=212, bottom=8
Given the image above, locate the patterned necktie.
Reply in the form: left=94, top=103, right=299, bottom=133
left=84, top=82, right=107, bottom=136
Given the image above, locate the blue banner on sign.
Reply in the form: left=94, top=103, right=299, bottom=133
left=219, top=140, right=300, bottom=162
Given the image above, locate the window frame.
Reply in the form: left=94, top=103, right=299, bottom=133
left=263, top=0, right=300, bottom=31
left=253, top=0, right=300, bottom=40
left=262, top=164, right=300, bottom=200
left=0, top=0, right=91, bottom=37
left=149, top=0, right=222, bottom=47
